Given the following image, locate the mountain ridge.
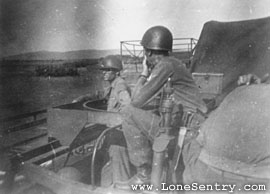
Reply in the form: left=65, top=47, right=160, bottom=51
left=2, top=49, right=120, bottom=61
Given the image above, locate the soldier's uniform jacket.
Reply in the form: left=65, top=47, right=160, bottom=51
left=131, top=56, right=207, bottom=114
left=100, top=76, right=132, bottom=186
left=105, top=76, right=131, bottom=112
left=120, top=56, right=208, bottom=167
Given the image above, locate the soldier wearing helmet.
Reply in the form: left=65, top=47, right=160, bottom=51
left=116, top=26, right=207, bottom=188
left=73, top=55, right=130, bottom=111
left=98, top=55, right=131, bottom=112
left=73, top=55, right=132, bottom=186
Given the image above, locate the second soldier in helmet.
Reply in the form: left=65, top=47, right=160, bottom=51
left=73, top=55, right=133, bottom=186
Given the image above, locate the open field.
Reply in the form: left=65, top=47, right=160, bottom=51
left=0, top=62, right=105, bottom=119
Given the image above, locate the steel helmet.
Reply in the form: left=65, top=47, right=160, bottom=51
left=100, top=55, right=123, bottom=72
left=141, top=26, right=173, bottom=51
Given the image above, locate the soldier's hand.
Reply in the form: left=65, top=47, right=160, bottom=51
left=72, top=96, right=84, bottom=103
left=72, top=98, right=79, bottom=103
left=237, top=74, right=261, bottom=86
left=141, top=55, right=149, bottom=77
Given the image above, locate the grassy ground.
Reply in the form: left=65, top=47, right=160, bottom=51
left=0, top=66, right=104, bottom=119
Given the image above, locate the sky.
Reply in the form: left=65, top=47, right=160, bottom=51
left=1, top=0, right=270, bottom=57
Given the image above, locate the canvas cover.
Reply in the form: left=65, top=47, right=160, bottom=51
left=191, top=17, right=270, bottom=100
left=197, top=84, right=270, bottom=174
left=182, top=84, right=270, bottom=188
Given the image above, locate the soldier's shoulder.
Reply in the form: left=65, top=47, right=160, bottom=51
left=114, top=77, right=130, bottom=90
left=113, top=76, right=125, bottom=84
left=160, top=56, right=185, bottom=68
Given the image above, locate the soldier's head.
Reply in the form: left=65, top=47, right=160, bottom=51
left=99, top=55, right=123, bottom=82
left=141, top=26, right=173, bottom=66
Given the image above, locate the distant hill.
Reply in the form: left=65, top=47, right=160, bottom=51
left=2, top=49, right=120, bottom=61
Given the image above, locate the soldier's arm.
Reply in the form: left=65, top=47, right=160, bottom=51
left=132, top=62, right=173, bottom=108
left=72, top=94, right=94, bottom=103
left=237, top=73, right=270, bottom=85
left=237, top=74, right=261, bottom=86
left=115, top=82, right=131, bottom=108
left=132, top=56, right=149, bottom=98
left=118, top=90, right=131, bottom=106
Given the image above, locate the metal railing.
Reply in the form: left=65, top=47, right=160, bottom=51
left=173, top=38, right=198, bottom=53
left=120, top=38, right=198, bottom=60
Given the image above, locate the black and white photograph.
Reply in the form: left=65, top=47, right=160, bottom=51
left=0, top=0, right=270, bottom=193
